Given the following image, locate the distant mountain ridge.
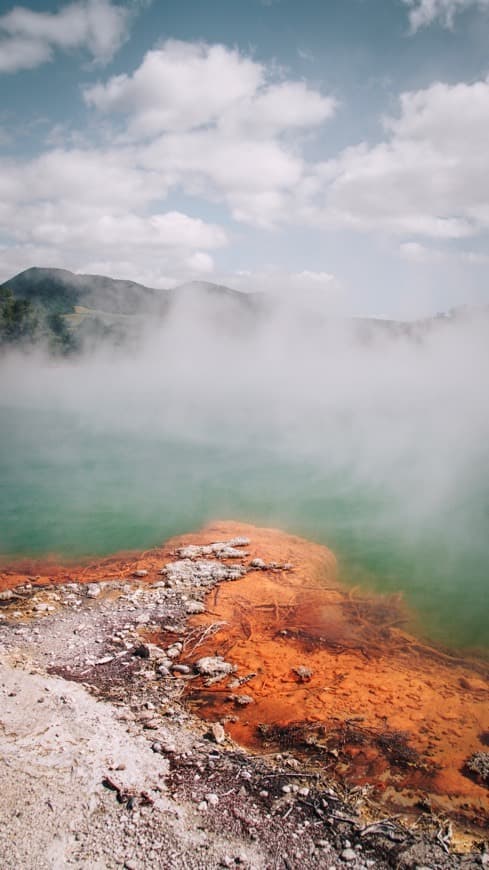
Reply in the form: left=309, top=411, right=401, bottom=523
left=0, top=267, right=262, bottom=352
left=1, top=267, right=169, bottom=316
left=1, top=265, right=487, bottom=355
left=0, top=267, right=261, bottom=313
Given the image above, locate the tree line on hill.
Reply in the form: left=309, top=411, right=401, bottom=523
left=0, top=286, right=77, bottom=354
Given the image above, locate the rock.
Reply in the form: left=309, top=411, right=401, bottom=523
left=341, top=849, right=356, bottom=862
left=151, top=742, right=163, bottom=753
left=175, top=537, right=251, bottom=561
left=0, top=590, right=14, bottom=600
left=156, top=665, right=171, bottom=677
left=250, top=558, right=266, bottom=569
left=85, top=584, right=101, bottom=599
left=293, top=666, right=313, bottom=682
left=132, top=644, right=150, bottom=659
left=133, top=570, right=148, bottom=578
left=232, top=695, right=254, bottom=706
left=195, top=656, right=235, bottom=677
left=185, top=600, right=205, bottom=614
left=209, top=722, right=226, bottom=744
left=465, top=751, right=489, bottom=783
left=205, top=793, right=219, bottom=807
left=172, top=664, right=191, bottom=675
left=162, top=559, right=247, bottom=587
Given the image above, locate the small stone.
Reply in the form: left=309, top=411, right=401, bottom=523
left=250, top=558, right=266, bottom=569
left=198, top=801, right=208, bottom=811
left=86, top=584, right=101, bottom=599
left=281, top=785, right=291, bottom=794
left=151, top=742, right=162, bottom=754
left=210, top=722, right=226, bottom=744
left=185, top=600, right=205, bottom=614
left=133, top=644, right=150, bottom=659
left=293, top=666, right=313, bottom=682
left=205, top=793, right=219, bottom=807
left=298, top=787, right=310, bottom=797
left=133, top=570, right=148, bottom=578
left=341, top=849, right=356, bottom=862
left=195, top=656, right=235, bottom=677
left=0, top=590, right=14, bottom=600
left=172, top=664, right=191, bottom=675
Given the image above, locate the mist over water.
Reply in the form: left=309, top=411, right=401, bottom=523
left=1, top=295, right=488, bottom=651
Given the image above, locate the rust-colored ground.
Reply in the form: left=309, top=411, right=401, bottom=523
left=174, top=523, right=489, bottom=833
left=2, top=521, right=488, bottom=836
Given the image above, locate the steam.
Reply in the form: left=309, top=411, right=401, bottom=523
left=1, top=293, right=488, bottom=647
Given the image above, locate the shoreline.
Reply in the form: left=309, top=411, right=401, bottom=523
left=0, top=521, right=487, bottom=868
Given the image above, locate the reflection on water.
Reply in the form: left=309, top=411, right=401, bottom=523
left=0, top=405, right=488, bottom=651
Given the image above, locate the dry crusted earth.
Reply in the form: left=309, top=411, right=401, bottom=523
left=0, top=521, right=487, bottom=870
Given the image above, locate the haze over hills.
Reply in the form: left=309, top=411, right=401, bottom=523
left=0, top=265, right=487, bottom=355
left=0, top=266, right=263, bottom=351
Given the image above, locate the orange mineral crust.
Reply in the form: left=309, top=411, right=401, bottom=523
left=176, top=523, right=489, bottom=830
left=2, top=521, right=488, bottom=833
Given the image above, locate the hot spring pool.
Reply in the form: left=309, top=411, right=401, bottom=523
left=1, top=404, right=488, bottom=653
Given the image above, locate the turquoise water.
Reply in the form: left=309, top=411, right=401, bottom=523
left=1, top=403, right=488, bottom=653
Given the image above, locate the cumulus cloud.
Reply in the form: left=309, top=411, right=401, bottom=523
left=400, top=240, right=489, bottom=264
left=84, top=40, right=266, bottom=136
left=0, top=142, right=227, bottom=286
left=83, top=40, right=337, bottom=226
left=312, top=76, right=489, bottom=238
left=84, top=39, right=336, bottom=138
left=229, top=269, right=342, bottom=314
left=403, top=0, right=489, bottom=31
left=0, top=0, right=132, bottom=73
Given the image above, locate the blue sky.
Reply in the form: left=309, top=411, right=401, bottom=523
left=1, top=0, right=489, bottom=316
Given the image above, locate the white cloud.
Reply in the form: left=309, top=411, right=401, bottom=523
left=0, top=142, right=227, bottom=287
left=403, top=0, right=489, bottom=31
left=312, top=76, right=489, bottom=239
left=84, top=40, right=266, bottom=136
left=84, top=39, right=336, bottom=138
left=187, top=251, right=215, bottom=274
left=83, top=39, right=336, bottom=227
left=232, top=268, right=339, bottom=299
left=400, top=240, right=489, bottom=264
left=0, top=0, right=132, bottom=73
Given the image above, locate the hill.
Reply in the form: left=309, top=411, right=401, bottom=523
left=0, top=267, right=261, bottom=352
left=0, top=267, right=170, bottom=316
left=1, top=265, right=487, bottom=355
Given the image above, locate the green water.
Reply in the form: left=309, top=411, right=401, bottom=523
left=1, top=404, right=488, bottom=653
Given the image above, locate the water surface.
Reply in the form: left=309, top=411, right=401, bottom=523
left=1, top=404, right=488, bottom=652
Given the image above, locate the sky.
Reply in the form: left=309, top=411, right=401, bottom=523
left=1, top=0, right=489, bottom=316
